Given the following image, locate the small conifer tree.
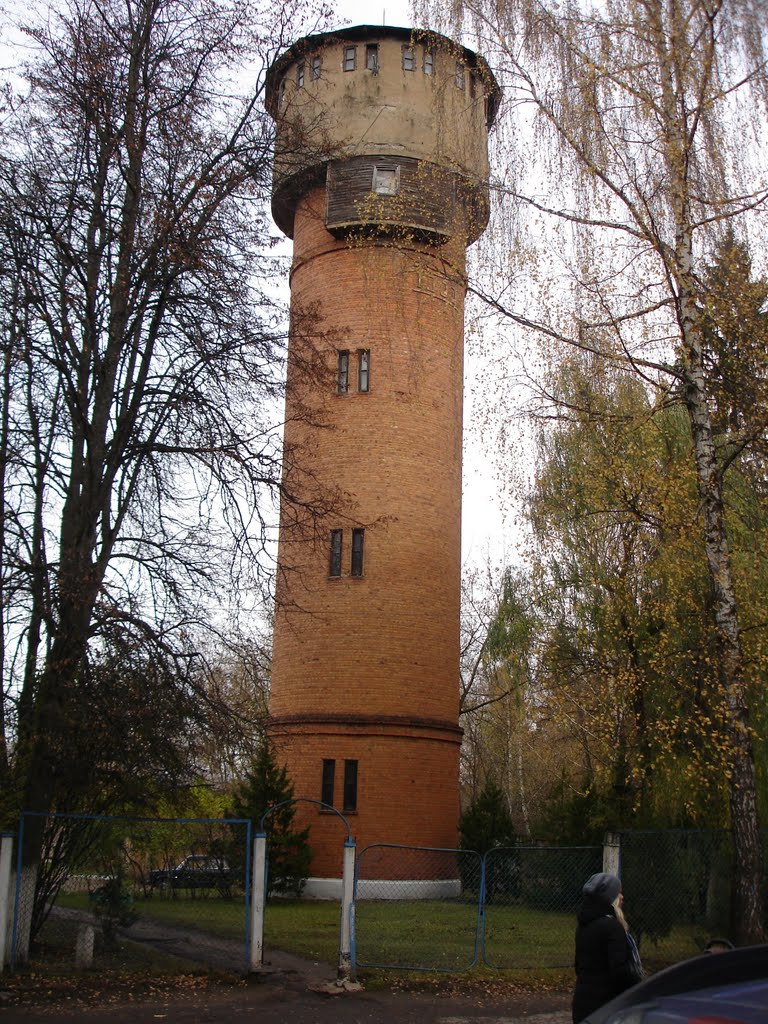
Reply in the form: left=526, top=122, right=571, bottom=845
left=460, top=781, right=517, bottom=903
left=229, top=743, right=311, bottom=896
left=460, top=781, right=516, bottom=853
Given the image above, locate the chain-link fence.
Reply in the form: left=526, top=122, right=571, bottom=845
left=620, top=829, right=736, bottom=968
left=354, top=844, right=483, bottom=971
left=353, top=842, right=602, bottom=972
left=483, top=845, right=602, bottom=969
left=350, top=832, right=768, bottom=975
left=7, top=823, right=765, bottom=980
left=11, top=812, right=252, bottom=972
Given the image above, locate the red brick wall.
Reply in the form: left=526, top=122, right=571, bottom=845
left=269, top=187, right=468, bottom=876
left=270, top=725, right=461, bottom=878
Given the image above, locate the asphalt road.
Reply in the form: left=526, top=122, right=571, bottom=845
left=0, top=980, right=573, bottom=1024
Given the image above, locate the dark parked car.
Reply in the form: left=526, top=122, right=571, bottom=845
left=584, top=944, right=768, bottom=1024
left=148, top=855, right=234, bottom=894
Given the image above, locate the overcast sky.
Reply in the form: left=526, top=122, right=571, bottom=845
left=329, top=0, right=415, bottom=30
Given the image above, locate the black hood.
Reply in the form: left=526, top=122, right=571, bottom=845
left=577, top=893, right=617, bottom=926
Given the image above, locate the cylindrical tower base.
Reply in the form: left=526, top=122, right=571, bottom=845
left=270, top=723, right=462, bottom=879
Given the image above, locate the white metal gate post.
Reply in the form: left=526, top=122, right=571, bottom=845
left=249, top=833, right=268, bottom=972
left=0, top=835, right=13, bottom=971
left=338, top=838, right=356, bottom=981
left=603, top=831, right=621, bottom=878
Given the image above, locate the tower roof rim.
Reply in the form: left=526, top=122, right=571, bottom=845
left=265, top=24, right=501, bottom=127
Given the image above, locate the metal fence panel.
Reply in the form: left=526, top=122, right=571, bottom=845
left=482, top=845, right=602, bottom=969
left=13, top=812, right=251, bottom=972
left=354, top=844, right=483, bottom=972
left=619, top=829, right=735, bottom=968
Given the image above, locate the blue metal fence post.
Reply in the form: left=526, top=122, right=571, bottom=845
left=478, top=849, right=487, bottom=967
left=11, top=813, right=33, bottom=969
left=243, top=818, right=252, bottom=972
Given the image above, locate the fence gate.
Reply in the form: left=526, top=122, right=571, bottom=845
left=353, top=844, right=483, bottom=972
left=10, top=812, right=252, bottom=971
left=481, top=845, right=602, bottom=969
left=254, top=798, right=356, bottom=980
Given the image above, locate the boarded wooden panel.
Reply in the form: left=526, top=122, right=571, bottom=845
left=326, top=156, right=456, bottom=242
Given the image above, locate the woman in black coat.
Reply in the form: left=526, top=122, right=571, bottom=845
left=572, top=872, right=642, bottom=1023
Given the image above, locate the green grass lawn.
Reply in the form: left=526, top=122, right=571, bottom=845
left=355, top=899, right=481, bottom=970
left=483, top=904, right=574, bottom=969
left=57, top=890, right=700, bottom=978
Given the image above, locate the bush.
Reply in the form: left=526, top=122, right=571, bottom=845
left=89, top=874, right=138, bottom=947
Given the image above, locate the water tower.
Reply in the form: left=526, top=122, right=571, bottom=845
left=265, top=25, right=499, bottom=893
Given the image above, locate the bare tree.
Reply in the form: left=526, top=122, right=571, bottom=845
left=417, top=0, right=768, bottom=941
left=0, top=0, right=336, bottom=867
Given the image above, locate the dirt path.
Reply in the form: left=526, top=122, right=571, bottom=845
left=50, top=904, right=336, bottom=980
left=0, top=907, right=573, bottom=1023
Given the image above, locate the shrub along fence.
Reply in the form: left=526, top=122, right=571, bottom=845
left=619, top=829, right=737, bottom=967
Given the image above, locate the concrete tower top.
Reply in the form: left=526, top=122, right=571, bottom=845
left=265, top=25, right=501, bottom=244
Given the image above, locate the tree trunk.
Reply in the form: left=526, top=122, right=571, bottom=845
left=677, top=231, right=765, bottom=942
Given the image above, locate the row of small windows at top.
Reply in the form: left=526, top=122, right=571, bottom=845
left=343, top=42, right=437, bottom=76
left=278, top=43, right=482, bottom=106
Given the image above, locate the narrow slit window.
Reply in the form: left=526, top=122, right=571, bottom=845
left=337, top=350, right=349, bottom=393
left=343, top=760, right=358, bottom=812
left=402, top=45, right=415, bottom=71
left=278, top=77, right=286, bottom=107
left=358, top=349, right=370, bottom=393
left=350, top=528, right=365, bottom=577
left=455, top=61, right=465, bottom=89
left=311, top=54, right=322, bottom=80
left=343, top=45, right=356, bottom=72
left=329, top=529, right=343, bottom=577
left=297, top=62, right=305, bottom=88
left=423, top=49, right=434, bottom=75
left=321, top=759, right=335, bottom=806
left=366, top=43, right=379, bottom=72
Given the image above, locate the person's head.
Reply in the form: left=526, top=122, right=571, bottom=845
left=582, top=872, right=628, bottom=930
left=582, top=872, right=622, bottom=904
left=705, top=937, right=735, bottom=954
